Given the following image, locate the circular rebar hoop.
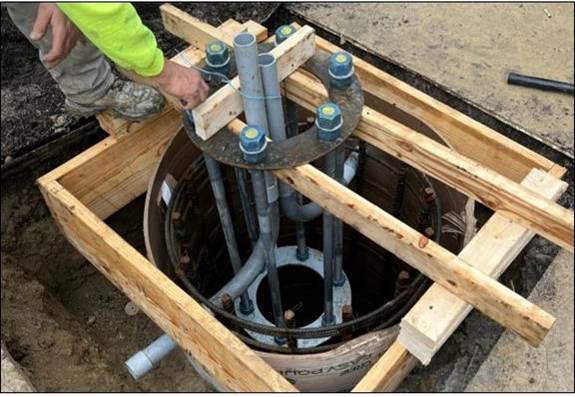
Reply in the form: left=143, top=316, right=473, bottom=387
left=163, top=153, right=442, bottom=353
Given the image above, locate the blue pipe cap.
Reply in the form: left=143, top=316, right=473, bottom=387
left=316, top=102, right=343, bottom=141
left=240, top=125, right=267, bottom=164
left=275, top=25, right=297, bottom=45
left=205, top=40, right=230, bottom=68
left=329, top=51, right=354, bottom=88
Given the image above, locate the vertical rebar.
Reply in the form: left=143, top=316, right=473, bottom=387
left=284, top=310, right=297, bottom=350
left=333, top=148, right=346, bottom=286
left=286, top=98, right=309, bottom=260
left=322, top=151, right=337, bottom=326
left=234, top=167, right=258, bottom=247
left=295, top=193, right=309, bottom=261
left=392, top=164, right=409, bottom=218
left=340, top=304, right=354, bottom=341
left=250, top=169, right=285, bottom=332
left=204, top=154, right=253, bottom=315
left=350, top=141, right=367, bottom=259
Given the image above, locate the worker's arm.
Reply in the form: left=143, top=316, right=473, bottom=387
left=30, top=3, right=208, bottom=109
left=57, top=3, right=164, bottom=77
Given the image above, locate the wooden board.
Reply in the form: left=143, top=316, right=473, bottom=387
left=399, top=168, right=568, bottom=364
left=281, top=70, right=574, bottom=252
left=351, top=341, right=419, bottom=392
left=36, top=179, right=296, bottom=392
left=224, top=118, right=556, bottom=347
left=313, top=36, right=563, bottom=183
left=190, top=25, right=317, bottom=139
left=160, top=3, right=236, bottom=49
left=354, top=167, right=567, bottom=391
left=160, top=4, right=268, bottom=49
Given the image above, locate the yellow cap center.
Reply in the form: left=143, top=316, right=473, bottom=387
left=210, top=43, right=222, bottom=52
left=322, top=106, right=335, bottom=116
left=281, top=26, right=293, bottom=36
left=335, top=53, right=348, bottom=63
left=245, top=128, right=259, bottom=139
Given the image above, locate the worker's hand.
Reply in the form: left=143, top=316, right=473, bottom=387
left=30, top=3, right=82, bottom=68
left=153, top=60, right=209, bottom=110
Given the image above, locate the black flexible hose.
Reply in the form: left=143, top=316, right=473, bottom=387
left=508, top=72, right=574, bottom=95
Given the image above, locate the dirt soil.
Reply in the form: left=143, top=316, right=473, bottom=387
left=1, top=2, right=573, bottom=393
left=0, top=149, right=213, bottom=391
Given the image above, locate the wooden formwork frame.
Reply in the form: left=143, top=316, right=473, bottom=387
left=37, top=6, right=573, bottom=392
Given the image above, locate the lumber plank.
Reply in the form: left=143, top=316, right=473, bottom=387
left=37, top=179, right=297, bottom=392
left=160, top=3, right=235, bottom=49
left=160, top=4, right=268, bottom=48
left=352, top=341, right=419, bottom=392
left=399, top=168, right=568, bottom=364
left=313, top=36, right=563, bottom=183
left=164, top=11, right=562, bottom=181
left=191, top=25, right=316, bottom=140
left=281, top=70, right=574, bottom=252
left=218, top=19, right=243, bottom=35
left=47, top=20, right=257, bottom=219
left=56, top=106, right=182, bottom=219
left=352, top=168, right=567, bottom=392
left=225, top=119, right=555, bottom=347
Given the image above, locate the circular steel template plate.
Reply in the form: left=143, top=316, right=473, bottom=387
left=184, top=47, right=364, bottom=170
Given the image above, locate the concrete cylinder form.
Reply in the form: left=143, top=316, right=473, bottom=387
left=142, top=123, right=472, bottom=389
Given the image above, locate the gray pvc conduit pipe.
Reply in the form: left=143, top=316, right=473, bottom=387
left=234, top=32, right=279, bottom=212
left=279, top=151, right=359, bottom=223
left=124, top=334, right=177, bottom=380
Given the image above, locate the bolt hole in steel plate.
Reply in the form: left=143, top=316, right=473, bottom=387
left=184, top=47, right=364, bottom=170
